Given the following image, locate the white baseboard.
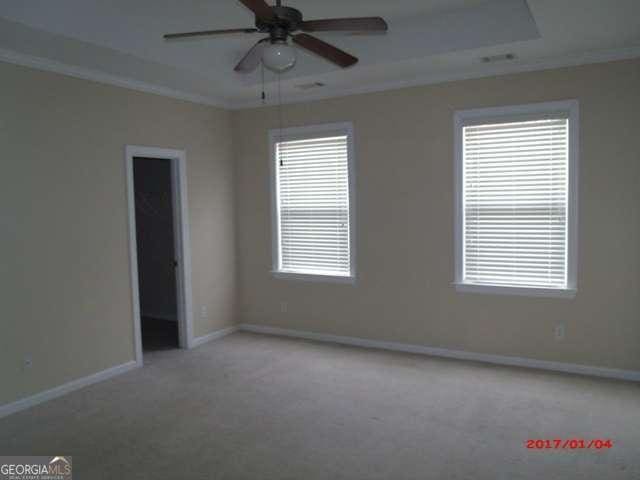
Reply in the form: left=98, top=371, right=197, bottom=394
left=0, top=326, right=237, bottom=419
left=190, top=326, right=238, bottom=348
left=0, top=360, right=140, bottom=419
left=239, top=324, right=640, bottom=383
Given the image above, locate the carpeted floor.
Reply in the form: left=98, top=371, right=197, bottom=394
left=1, top=332, right=639, bottom=479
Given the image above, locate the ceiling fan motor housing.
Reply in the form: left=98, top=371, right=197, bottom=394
left=256, top=6, right=303, bottom=42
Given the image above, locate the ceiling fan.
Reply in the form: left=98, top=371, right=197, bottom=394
left=163, top=0, right=388, bottom=73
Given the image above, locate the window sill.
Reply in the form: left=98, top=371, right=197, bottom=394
left=271, top=270, right=356, bottom=285
left=454, top=283, right=576, bottom=299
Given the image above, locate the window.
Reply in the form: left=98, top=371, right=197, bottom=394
left=454, top=101, right=578, bottom=297
left=270, top=123, right=355, bottom=283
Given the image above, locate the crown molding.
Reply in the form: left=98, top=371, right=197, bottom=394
left=0, top=47, right=231, bottom=109
left=231, top=45, right=640, bottom=109
left=2, top=44, right=639, bottom=111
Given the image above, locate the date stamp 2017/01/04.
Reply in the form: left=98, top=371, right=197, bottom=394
left=526, top=439, right=613, bottom=450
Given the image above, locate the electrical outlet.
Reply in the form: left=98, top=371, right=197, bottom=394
left=280, top=302, right=288, bottom=313
left=554, top=323, right=565, bottom=341
left=23, top=356, right=33, bottom=370
left=200, top=306, right=208, bottom=319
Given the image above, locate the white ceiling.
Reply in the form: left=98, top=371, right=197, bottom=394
left=0, top=0, right=639, bottom=108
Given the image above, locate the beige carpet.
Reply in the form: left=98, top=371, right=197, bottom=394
left=1, top=332, right=639, bottom=479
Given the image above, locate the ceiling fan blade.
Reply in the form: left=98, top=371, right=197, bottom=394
left=234, top=38, right=269, bottom=73
left=301, top=17, right=388, bottom=33
left=164, top=28, right=257, bottom=40
left=237, top=0, right=275, bottom=22
left=293, top=34, right=357, bottom=68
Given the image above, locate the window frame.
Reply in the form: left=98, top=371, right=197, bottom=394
left=453, top=100, right=579, bottom=298
left=269, top=122, right=357, bottom=284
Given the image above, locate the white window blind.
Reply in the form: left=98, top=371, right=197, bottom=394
left=274, top=132, right=352, bottom=277
left=462, top=117, right=570, bottom=289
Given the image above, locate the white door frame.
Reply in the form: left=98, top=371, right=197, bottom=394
left=125, top=145, right=194, bottom=364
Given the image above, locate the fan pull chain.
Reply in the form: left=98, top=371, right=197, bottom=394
left=278, top=72, right=284, bottom=167
left=260, top=62, right=266, bottom=105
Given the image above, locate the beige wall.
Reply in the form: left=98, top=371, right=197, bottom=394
left=233, top=59, right=640, bottom=372
left=0, top=62, right=236, bottom=405
left=2, top=58, right=638, bottom=408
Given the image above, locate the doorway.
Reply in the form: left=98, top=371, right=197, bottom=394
left=134, top=157, right=178, bottom=350
left=125, top=146, right=194, bottom=363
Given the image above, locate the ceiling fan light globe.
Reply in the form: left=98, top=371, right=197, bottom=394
left=262, top=42, right=296, bottom=72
